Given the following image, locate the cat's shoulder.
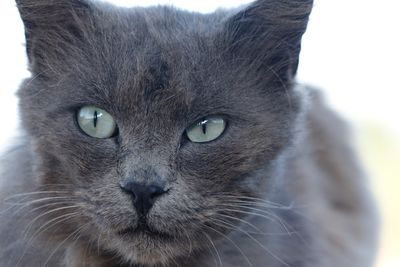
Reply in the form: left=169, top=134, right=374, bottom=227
left=291, top=85, right=379, bottom=266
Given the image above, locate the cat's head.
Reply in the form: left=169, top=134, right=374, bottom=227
left=16, top=0, right=312, bottom=265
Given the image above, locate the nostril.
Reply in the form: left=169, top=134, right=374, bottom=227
left=148, top=185, right=167, bottom=200
left=119, top=181, right=137, bottom=200
left=119, top=181, right=127, bottom=190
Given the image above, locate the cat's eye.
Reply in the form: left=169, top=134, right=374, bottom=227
left=77, top=106, right=117, bottom=139
left=186, top=116, right=226, bottom=143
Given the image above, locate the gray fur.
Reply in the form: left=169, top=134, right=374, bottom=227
left=0, top=0, right=378, bottom=266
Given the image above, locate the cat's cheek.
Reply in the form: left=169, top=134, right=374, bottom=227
left=175, top=148, right=270, bottom=183
left=79, top=178, right=137, bottom=227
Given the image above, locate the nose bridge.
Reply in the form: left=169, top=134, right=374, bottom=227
left=120, top=146, right=171, bottom=184
left=131, top=166, right=163, bottom=185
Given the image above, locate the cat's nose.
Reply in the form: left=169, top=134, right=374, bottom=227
left=119, top=181, right=167, bottom=217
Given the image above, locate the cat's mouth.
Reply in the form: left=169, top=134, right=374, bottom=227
left=114, top=221, right=179, bottom=265
left=117, top=222, right=173, bottom=240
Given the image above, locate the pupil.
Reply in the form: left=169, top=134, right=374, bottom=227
left=93, top=110, right=98, bottom=128
left=201, top=121, right=207, bottom=134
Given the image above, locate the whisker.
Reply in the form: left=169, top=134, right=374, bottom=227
left=12, top=201, right=77, bottom=222
left=42, top=223, right=89, bottom=267
left=220, top=197, right=315, bottom=226
left=4, top=191, right=71, bottom=201
left=209, top=220, right=289, bottom=267
left=23, top=205, right=82, bottom=238
left=216, top=194, right=292, bottom=209
left=202, top=224, right=253, bottom=267
left=216, top=204, right=293, bottom=234
left=97, top=232, right=102, bottom=256
left=7, top=196, right=78, bottom=207
left=215, top=213, right=263, bottom=233
left=182, top=227, right=194, bottom=257
left=8, top=197, right=79, bottom=217
left=25, top=211, right=81, bottom=241
left=212, top=214, right=297, bottom=236
left=18, top=201, right=78, bottom=217
left=202, top=231, right=223, bottom=267
left=223, top=199, right=294, bottom=210
left=16, top=212, right=81, bottom=267
left=214, top=206, right=291, bottom=235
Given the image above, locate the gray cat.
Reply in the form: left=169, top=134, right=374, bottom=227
left=0, top=0, right=378, bottom=266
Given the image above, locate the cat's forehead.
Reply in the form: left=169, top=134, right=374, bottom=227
left=22, top=3, right=271, bottom=128
left=66, top=7, right=227, bottom=119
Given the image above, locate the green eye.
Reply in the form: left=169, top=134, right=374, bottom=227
left=77, top=106, right=117, bottom=139
left=186, top=116, right=226, bottom=143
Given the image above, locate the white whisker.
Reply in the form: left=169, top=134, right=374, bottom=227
left=210, top=220, right=289, bottom=267
left=203, top=223, right=253, bottom=267
left=42, top=223, right=89, bottom=267
left=202, top=231, right=223, bottom=267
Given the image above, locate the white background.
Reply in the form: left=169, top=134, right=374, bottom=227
left=0, top=1, right=399, bottom=266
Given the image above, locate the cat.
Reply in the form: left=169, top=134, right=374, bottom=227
left=0, top=0, right=379, bottom=266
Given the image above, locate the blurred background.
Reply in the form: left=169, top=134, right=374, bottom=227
left=0, top=0, right=399, bottom=266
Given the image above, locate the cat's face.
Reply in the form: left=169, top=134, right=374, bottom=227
left=16, top=0, right=312, bottom=265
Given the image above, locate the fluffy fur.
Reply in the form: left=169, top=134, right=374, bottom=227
left=0, top=0, right=378, bottom=266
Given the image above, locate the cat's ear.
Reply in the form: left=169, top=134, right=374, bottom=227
left=221, top=0, right=313, bottom=81
left=15, top=0, right=92, bottom=72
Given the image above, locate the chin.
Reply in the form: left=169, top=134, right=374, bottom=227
left=109, top=226, right=186, bottom=266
